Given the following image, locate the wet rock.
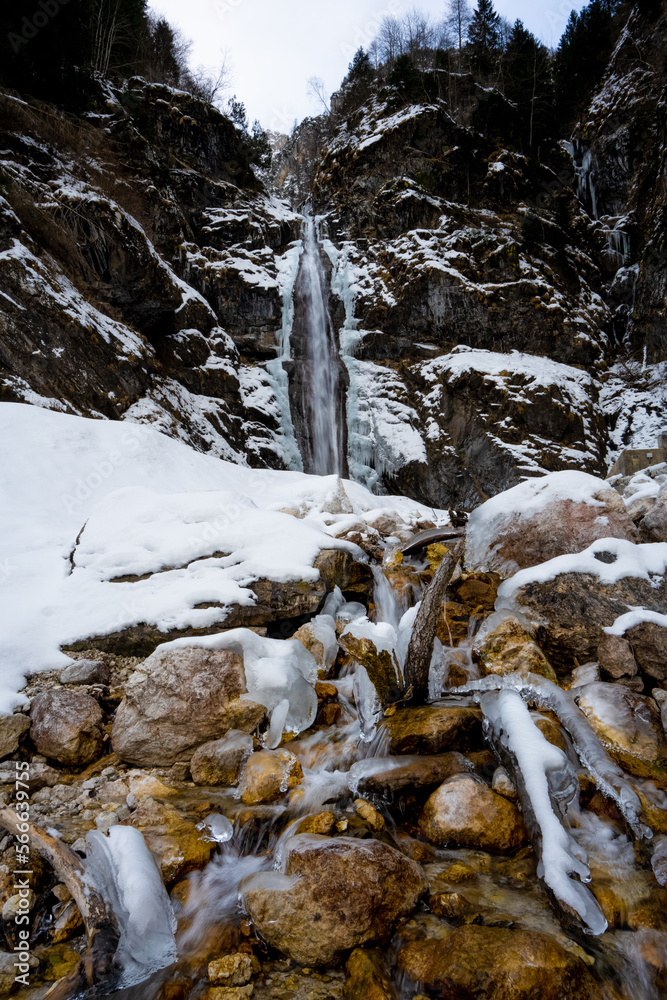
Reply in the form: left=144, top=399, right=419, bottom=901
left=314, top=549, right=373, bottom=596
left=626, top=621, right=667, bottom=686
left=0, top=713, right=29, bottom=760
left=191, top=732, right=254, bottom=786
left=654, top=690, right=667, bottom=735
left=419, top=775, right=527, bottom=853
left=492, top=767, right=518, bottom=802
left=242, top=834, right=427, bottom=966
left=510, top=571, right=667, bottom=675
left=474, top=616, right=557, bottom=681
left=128, top=797, right=212, bottom=885
left=293, top=811, right=336, bottom=836
left=239, top=750, right=303, bottom=804
left=60, top=659, right=110, bottom=685
left=354, top=799, right=385, bottom=831
left=206, top=987, right=254, bottom=1000
left=641, top=486, right=667, bottom=542
left=466, top=474, right=637, bottom=576
left=597, top=633, right=638, bottom=680
left=127, top=771, right=178, bottom=799
left=351, top=752, right=471, bottom=796
left=428, top=891, right=473, bottom=920
left=112, top=646, right=266, bottom=766
left=344, top=948, right=396, bottom=1000
left=208, top=953, right=259, bottom=987
left=379, top=706, right=483, bottom=755
left=338, top=633, right=401, bottom=705
left=576, top=682, right=667, bottom=784
left=30, top=689, right=104, bottom=766
left=397, top=925, right=601, bottom=999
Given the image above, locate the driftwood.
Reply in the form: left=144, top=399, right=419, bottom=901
left=403, top=539, right=464, bottom=702
left=400, top=526, right=465, bottom=556
left=0, top=806, right=120, bottom=999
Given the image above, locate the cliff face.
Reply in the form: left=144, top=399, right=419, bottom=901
left=1, top=3, right=666, bottom=508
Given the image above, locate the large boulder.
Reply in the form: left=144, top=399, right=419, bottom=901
left=575, top=683, right=667, bottom=785
left=419, top=775, right=527, bottom=853
left=466, top=471, right=638, bottom=576
left=241, top=834, right=427, bottom=966
left=397, top=925, right=601, bottom=999
left=112, top=646, right=266, bottom=766
left=30, top=690, right=104, bottom=766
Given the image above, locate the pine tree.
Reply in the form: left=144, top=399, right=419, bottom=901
left=504, top=20, right=554, bottom=153
left=553, top=0, right=620, bottom=128
left=468, top=0, right=501, bottom=76
left=347, top=47, right=373, bottom=84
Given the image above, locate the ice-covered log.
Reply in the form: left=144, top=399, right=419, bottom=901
left=404, top=539, right=464, bottom=701
left=480, top=689, right=607, bottom=935
left=450, top=672, right=651, bottom=840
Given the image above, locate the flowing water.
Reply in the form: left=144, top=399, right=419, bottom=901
left=289, top=213, right=344, bottom=476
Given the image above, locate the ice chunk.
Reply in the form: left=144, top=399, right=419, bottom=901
left=196, top=813, right=234, bottom=844
left=84, top=826, right=176, bottom=984
left=480, top=689, right=607, bottom=935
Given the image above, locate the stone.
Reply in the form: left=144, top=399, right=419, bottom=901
left=492, top=767, right=518, bottom=801
left=60, top=659, right=110, bottom=685
left=2, top=889, right=36, bottom=921
left=28, top=761, right=61, bottom=792
left=466, top=474, right=638, bottom=576
left=112, top=646, right=266, bottom=766
left=127, top=771, right=178, bottom=799
left=292, top=811, right=336, bottom=836
left=0, top=713, right=29, bottom=759
left=597, top=633, right=638, bottom=680
left=314, top=549, right=373, bottom=596
left=352, top=752, right=471, bottom=796
left=641, top=485, right=667, bottom=542
left=191, top=732, right=254, bottom=786
left=206, top=987, right=254, bottom=1000
left=354, top=799, right=385, bottom=831
left=379, top=706, right=483, bottom=755
left=344, top=948, right=395, bottom=1000
left=239, top=750, right=303, bottom=804
left=626, top=621, right=667, bottom=685
left=337, top=633, right=402, bottom=705
left=242, top=834, right=427, bottom=966
left=474, top=616, right=557, bottom=681
left=397, top=926, right=601, bottom=999
left=576, top=683, right=667, bottom=784
left=128, top=797, right=211, bottom=885
left=419, top=775, right=527, bottom=853
left=30, top=689, right=104, bottom=766
left=654, top=690, right=667, bottom=735
left=208, top=953, right=259, bottom=987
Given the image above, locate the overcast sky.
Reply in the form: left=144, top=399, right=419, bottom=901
left=148, top=0, right=586, bottom=131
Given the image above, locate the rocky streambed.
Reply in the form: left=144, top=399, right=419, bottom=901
left=1, top=467, right=667, bottom=1000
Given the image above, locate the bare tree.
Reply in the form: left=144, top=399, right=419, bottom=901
left=182, top=56, right=232, bottom=107
left=376, top=14, right=404, bottom=65
left=445, top=0, right=472, bottom=54
left=307, top=76, right=331, bottom=115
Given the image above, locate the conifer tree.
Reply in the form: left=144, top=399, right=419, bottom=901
left=468, top=0, right=501, bottom=76
left=504, top=20, right=554, bottom=153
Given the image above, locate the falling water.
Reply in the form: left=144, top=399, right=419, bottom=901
left=291, top=213, right=344, bottom=475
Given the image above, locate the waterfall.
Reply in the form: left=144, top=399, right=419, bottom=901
left=290, top=213, right=345, bottom=476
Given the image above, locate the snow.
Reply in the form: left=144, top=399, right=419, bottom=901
left=83, top=826, right=177, bottom=985
left=0, top=403, right=437, bottom=712
left=605, top=608, right=667, bottom=636
left=480, top=689, right=607, bottom=935
left=498, top=537, right=667, bottom=601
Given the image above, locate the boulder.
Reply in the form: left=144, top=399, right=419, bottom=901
left=641, top=485, right=667, bottom=542
left=379, top=706, right=483, bottom=755
left=208, top=954, right=259, bottom=987
left=112, top=646, right=266, bottom=766
left=128, top=798, right=211, bottom=885
left=419, top=775, right=527, bottom=853
left=350, top=752, right=471, bottom=796
left=190, top=731, right=254, bottom=786
left=338, top=633, right=402, bottom=705
left=473, top=615, right=557, bottom=681
left=0, top=714, right=30, bottom=760
left=575, top=683, right=667, bottom=784
left=466, top=471, right=638, bottom=576
left=60, top=659, right=110, bottom=685
left=239, top=750, right=303, bottom=804
left=242, top=834, right=427, bottom=966
left=597, top=633, right=638, bottom=680
left=314, top=549, right=373, bottom=596
left=397, top=926, right=601, bottom=999
left=626, top=621, right=667, bottom=686
left=30, top=690, right=104, bottom=766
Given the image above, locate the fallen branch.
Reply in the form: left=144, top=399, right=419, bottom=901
left=0, top=806, right=120, bottom=998
left=403, top=539, right=464, bottom=702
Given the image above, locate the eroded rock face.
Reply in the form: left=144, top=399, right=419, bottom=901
left=576, top=683, right=667, bottom=784
left=466, top=472, right=638, bottom=576
left=30, top=690, right=104, bottom=766
left=397, top=925, right=601, bottom=999
left=111, top=646, right=266, bottom=766
left=242, top=834, right=427, bottom=966
left=419, top=775, right=527, bottom=853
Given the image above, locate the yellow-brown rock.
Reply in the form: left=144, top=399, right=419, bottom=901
left=344, top=948, right=396, bottom=1000
left=239, top=750, right=303, bottom=805
left=128, top=797, right=211, bottom=885
left=419, top=775, right=527, bottom=853
left=474, top=616, right=557, bottom=681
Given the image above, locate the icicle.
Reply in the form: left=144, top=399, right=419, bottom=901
left=480, top=689, right=608, bottom=935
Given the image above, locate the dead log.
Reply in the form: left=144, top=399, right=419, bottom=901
left=0, top=806, right=120, bottom=998
left=403, top=539, right=464, bottom=702
left=400, top=526, right=465, bottom=556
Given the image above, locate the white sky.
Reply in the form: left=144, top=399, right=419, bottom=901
left=148, top=0, right=586, bottom=130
